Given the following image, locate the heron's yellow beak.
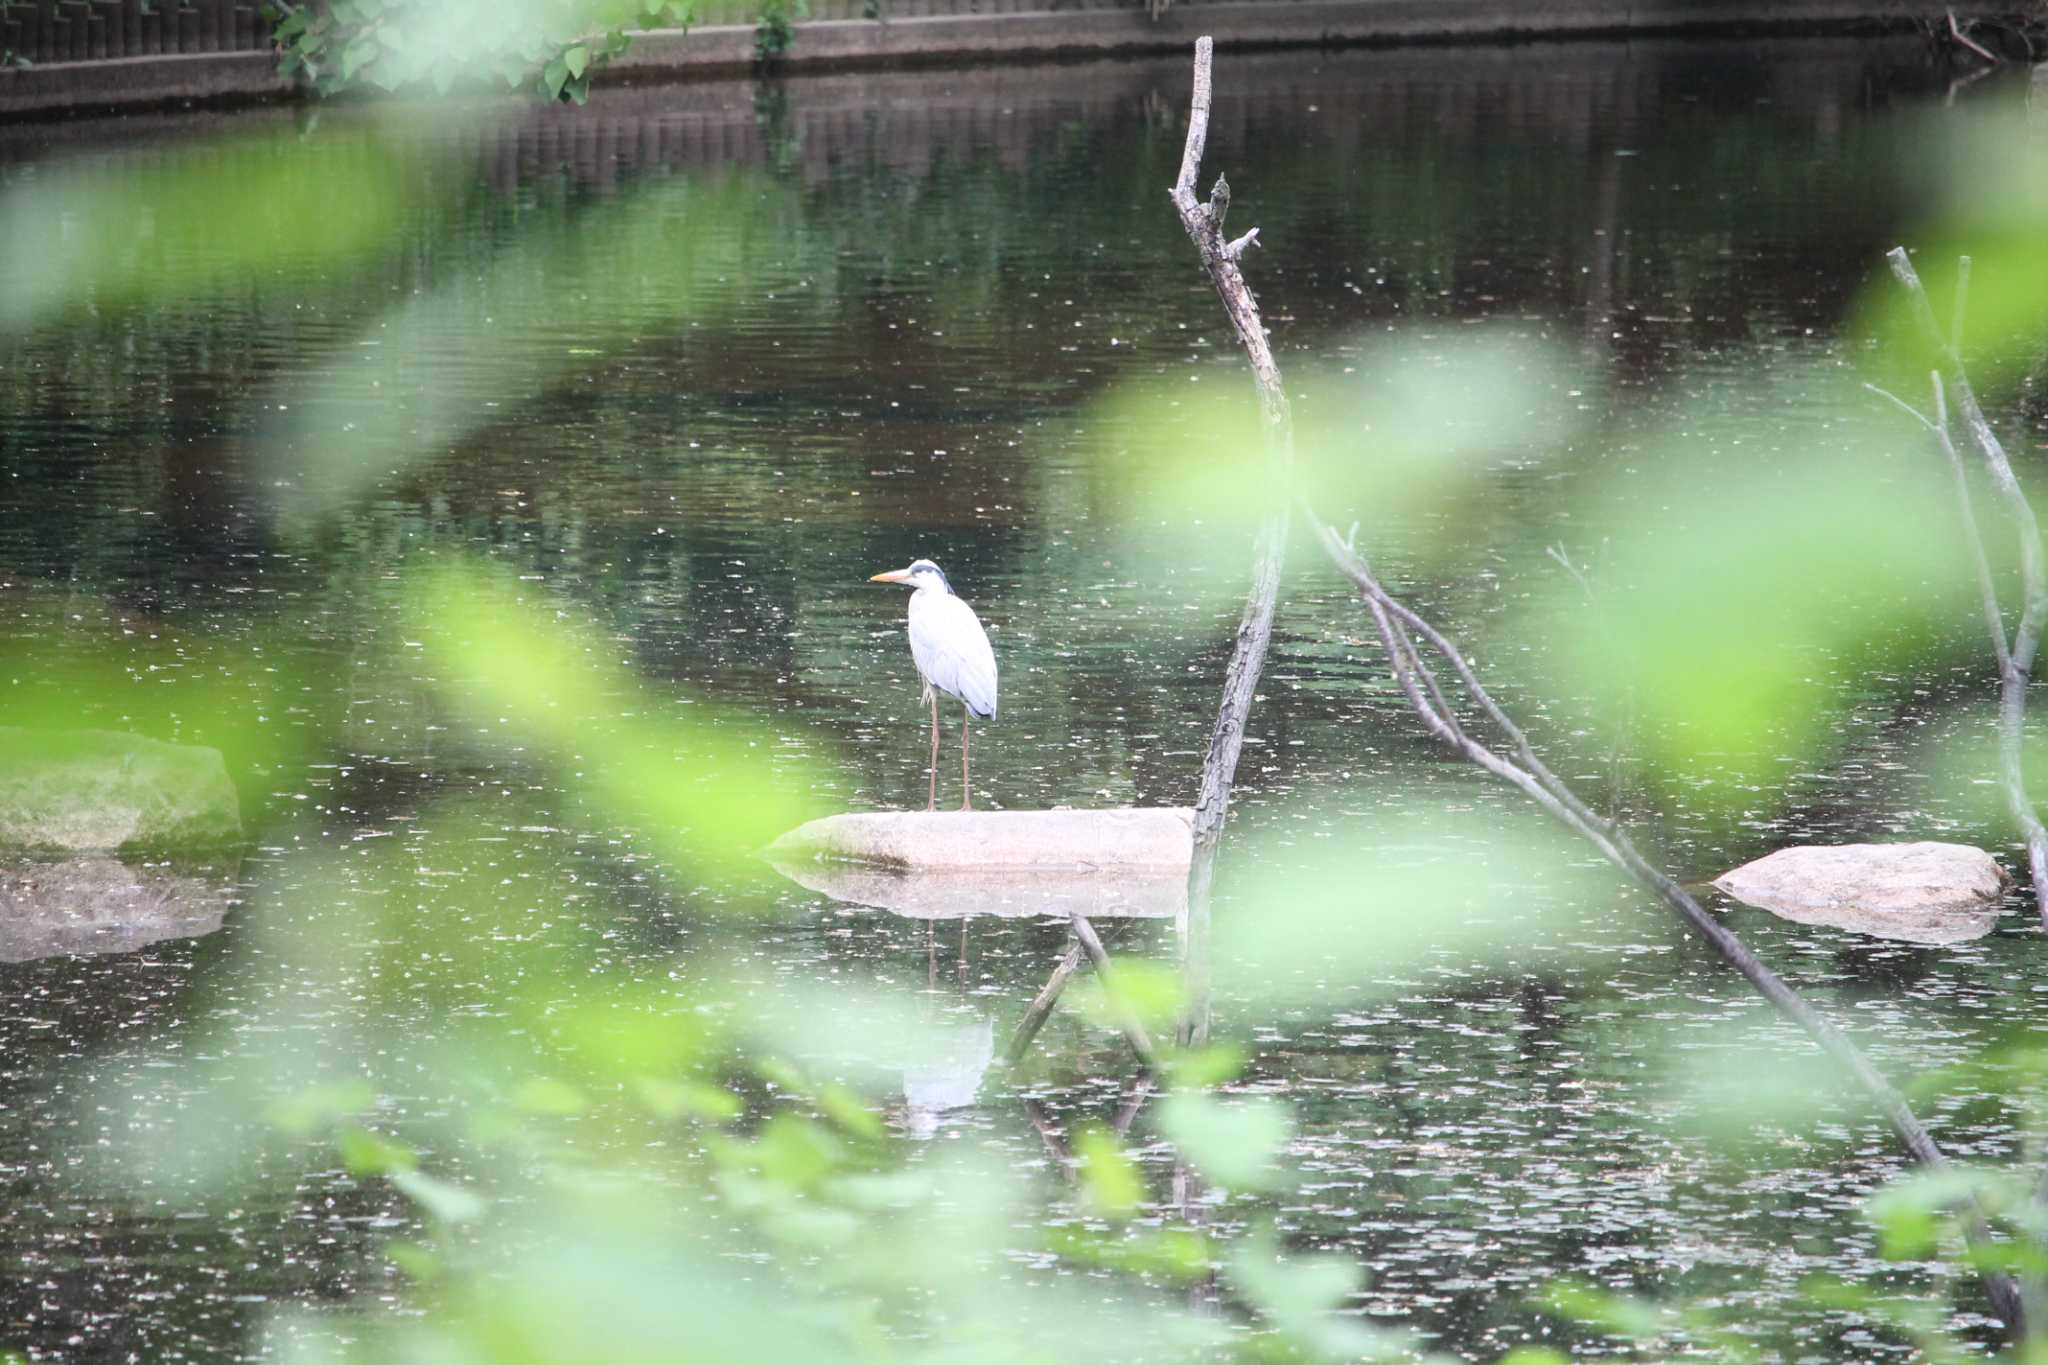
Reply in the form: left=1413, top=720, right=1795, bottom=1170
left=869, top=568, right=912, bottom=583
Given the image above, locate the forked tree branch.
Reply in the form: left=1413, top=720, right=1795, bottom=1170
left=1171, top=35, right=1293, bottom=1048
left=1167, top=39, right=2022, bottom=1334
left=1882, top=247, right=2048, bottom=928
left=1948, top=8, right=2003, bottom=64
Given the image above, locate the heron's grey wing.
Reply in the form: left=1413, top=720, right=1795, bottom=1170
left=907, top=592, right=998, bottom=719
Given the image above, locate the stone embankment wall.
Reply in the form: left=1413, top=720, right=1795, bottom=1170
left=1, top=0, right=1956, bottom=117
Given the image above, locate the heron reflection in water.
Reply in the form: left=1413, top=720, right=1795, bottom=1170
left=868, top=558, right=998, bottom=811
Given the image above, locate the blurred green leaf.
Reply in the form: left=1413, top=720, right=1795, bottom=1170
left=1854, top=108, right=2048, bottom=393
left=0, top=604, right=326, bottom=820
left=407, top=561, right=824, bottom=879
left=1512, top=365, right=1975, bottom=802
left=633, top=1077, right=744, bottom=1122
left=336, top=1125, right=418, bottom=1176
left=259, top=170, right=796, bottom=522
left=385, top=1241, right=443, bottom=1282
left=815, top=1083, right=886, bottom=1140
left=540, top=985, right=715, bottom=1079
left=1658, top=1020, right=1851, bottom=1148
left=1073, top=1124, right=1144, bottom=1220
left=1096, top=330, right=1590, bottom=608
left=1867, top=1166, right=2025, bottom=1260
left=0, top=123, right=435, bottom=333
left=1214, top=792, right=1627, bottom=1013
left=1228, top=1227, right=1402, bottom=1362
left=1046, top=1223, right=1212, bottom=1283
left=514, top=1076, right=589, bottom=1116
left=1914, top=704, right=2048, bottom=846
left=1070, top=957, right=1188, bottom=1041
left=1498, top=1351, right=1571, bottom=1365
left=391, top=1170, right=488, bottom=1225
left=1540, top=1278, right=1664, bottom=1342
left=1161, top=1042, right=1248, bottom=1091
left=265, top=1081, right=377, bottom=1137
left=729, top=1114, right=846, bottom=1193
left=1157, top=1092, right=1293, bottom=1193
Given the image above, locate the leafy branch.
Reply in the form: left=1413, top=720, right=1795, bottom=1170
left=263, top=0, right=692, bottom=103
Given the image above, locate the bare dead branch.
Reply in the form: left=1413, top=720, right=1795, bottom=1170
left=1930, top=372, right=2016, bottom=677
left=1170, top=43, right=1212, bottom=205
left=1170, top=35, right=1294, bottom=1048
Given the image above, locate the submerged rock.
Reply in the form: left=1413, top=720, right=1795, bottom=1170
left=0, top=728, right=242, bottom=854
left=0, top=856, right=234, bottom=962
left=1712, top=841, right=2006, bottom=945
left=766, top=808, right=1194, bottom=874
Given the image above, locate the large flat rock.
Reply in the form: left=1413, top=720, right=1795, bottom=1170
left=1712, top=841, right=2007, bottom=945
left=0, top=728, right=242, bottom=854
left=766, top=808, right=1195, bottom=874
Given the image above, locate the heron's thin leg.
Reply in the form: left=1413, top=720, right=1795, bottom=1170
left=927, top=690, right=940, bottom=812
left=960, top=703, right=973, bottom=811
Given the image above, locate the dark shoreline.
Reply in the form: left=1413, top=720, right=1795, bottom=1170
left=0, top=0, right=1962, bottom=121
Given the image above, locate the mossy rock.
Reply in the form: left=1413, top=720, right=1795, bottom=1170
left=0, top=728, right=243, bottom=854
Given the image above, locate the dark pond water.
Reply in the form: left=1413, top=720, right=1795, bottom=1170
left=0, top=37, right=2041, bottom=1362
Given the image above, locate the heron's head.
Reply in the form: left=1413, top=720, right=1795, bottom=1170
left=868, top=559, right=952, bottom=593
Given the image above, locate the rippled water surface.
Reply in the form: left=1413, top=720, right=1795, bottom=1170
left=0, top=38, right=2039, bottom=1361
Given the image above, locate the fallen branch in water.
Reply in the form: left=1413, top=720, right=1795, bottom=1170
left=1871, top=248, right=2048, bottom=932
left=1170, top=34, right=1294, bottom=1049
left=1005, top=938, right=1085, bottom=1065
left=1309, top=521, right=2035, bottom=1333
left=1167, top=34, right=2023, bottom=1337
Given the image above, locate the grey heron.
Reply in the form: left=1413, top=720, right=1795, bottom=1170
left=869, top=558, right=998, bottom=811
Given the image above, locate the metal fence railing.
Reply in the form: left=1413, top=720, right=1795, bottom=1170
left=1, top=1, right=271, bottom=64
left=2, top=0, right=1280, bottom=67
left=693, top=0, right=1296, bottom=20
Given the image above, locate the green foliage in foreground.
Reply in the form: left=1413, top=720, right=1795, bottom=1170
left=11, top=89, right=2048, bottom=1365
left=56, top=564, right=1458, bottom=1365
left=266, top=0, right=692, bottom=103
left=0, top=122, right=439, bottom=335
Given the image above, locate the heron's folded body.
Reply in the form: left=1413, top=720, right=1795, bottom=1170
left=908, top=589, right=997, bottom=720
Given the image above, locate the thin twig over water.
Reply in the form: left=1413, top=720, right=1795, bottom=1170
left=1876, top=247, right=2048, bottom=933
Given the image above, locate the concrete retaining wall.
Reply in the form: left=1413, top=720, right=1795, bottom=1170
left=0, top=0, right=1957, bottom=119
